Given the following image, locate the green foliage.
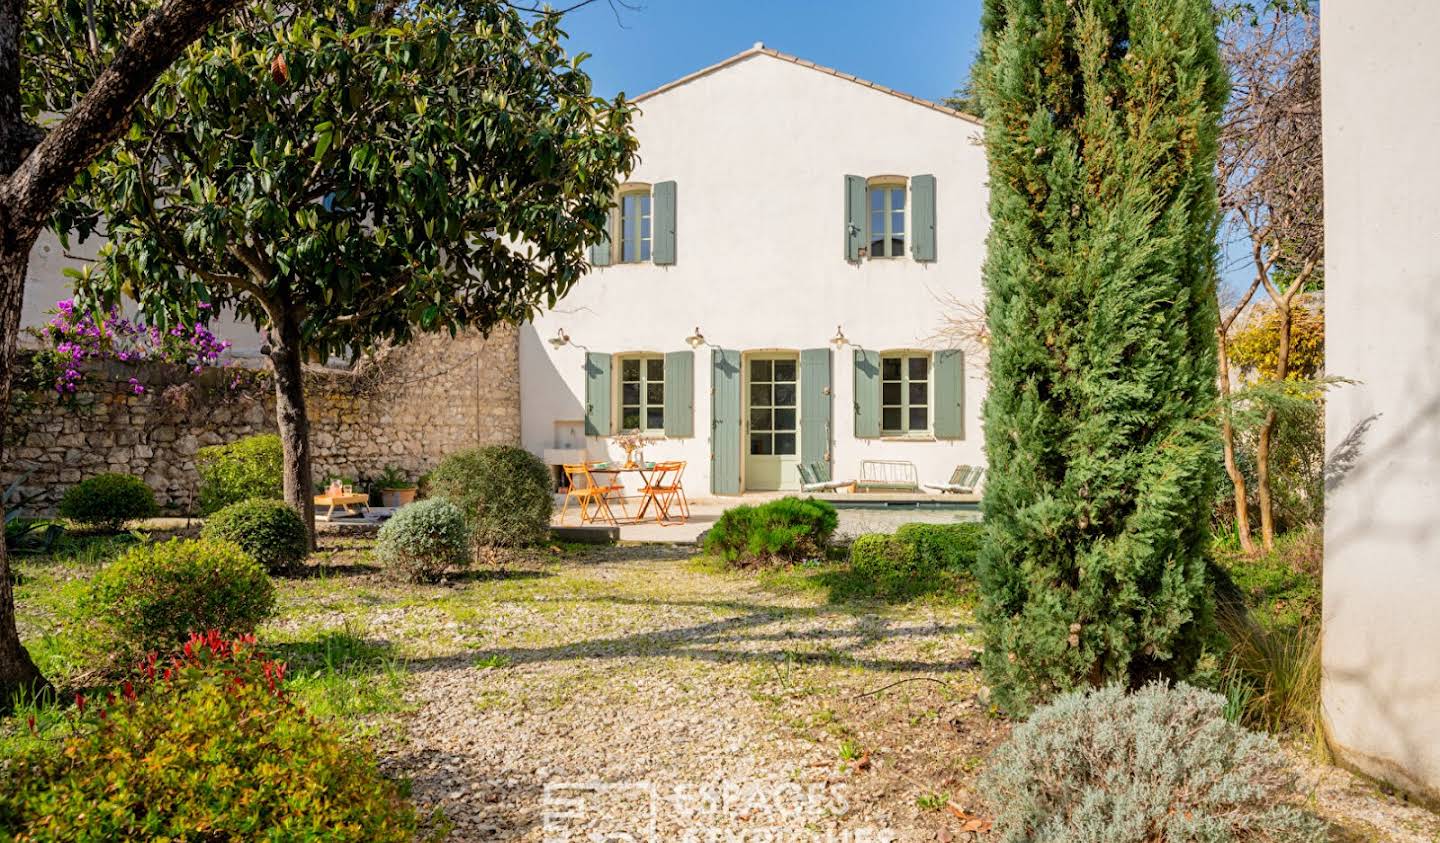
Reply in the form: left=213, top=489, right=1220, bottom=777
left=373, top=465, right=413, bottom=490
left=0, top=633, right=416, bottom=841
left=704, top=497, right=838, bottom=567
left=980, top=682, right=1327, bottom=842
left=196, top=434, right=284, bottom=515
left=57, top=473, right=157, bottom=531
left=374, top=497, right=470, bottom=583
left=202, top=498, right=309, bottom=573
left=54, top=0, right=639, bottom=364
left=974, top=0, right=1227, bottom=712
left=427, top=446, right=553, bottom=549
left=1229, top=303, right=1324, bottom=381
left=82, top=538, right=276, bottom=664
left=894, top=522, right=983, bottom=571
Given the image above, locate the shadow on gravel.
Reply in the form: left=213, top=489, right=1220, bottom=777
left=400, top=594, right=977, bottom=678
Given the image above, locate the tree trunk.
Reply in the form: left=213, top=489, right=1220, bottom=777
left=1217, top=333, right=1256, bottom=554
left=268, top=303, right=317, bottom=551
left=0, top=244, right=52, bottom=707
left=1255, top=292, right=1297, bottom=552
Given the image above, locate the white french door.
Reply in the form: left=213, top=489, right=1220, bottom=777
left=743, top=353, right=800, bottom=491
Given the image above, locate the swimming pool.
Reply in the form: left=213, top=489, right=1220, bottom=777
left=832, top=502, right=981, bottom=537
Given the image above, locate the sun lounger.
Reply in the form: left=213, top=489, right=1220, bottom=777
left=923, top=465, right=986, bottom=494
left=797, top=461, right=856, bottom=493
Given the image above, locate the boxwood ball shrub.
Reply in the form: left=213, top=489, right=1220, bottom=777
left=83, top=538, right=276, bottom=662
left=202, top=498, right=309, bottom=573
left=704, top=496, right=838, bottom=567
left=57, top=473, right=157, bottom=531
left=0, top=632, right=416, bottom=841
left=375, top=497, right=470, bottom=583
left=196, top=434, right=284, bottom=515
left=427, top=445, right=552, bottom=548
left=894, top=522, right=983, bottom=571
left=980, top=682, right=1327, bottom=843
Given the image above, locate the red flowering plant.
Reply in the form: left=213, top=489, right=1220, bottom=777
left=0, top=631, right=416, bottom=841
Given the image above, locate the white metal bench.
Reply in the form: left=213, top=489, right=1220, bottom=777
left=856, top=460, right=920, bottom=493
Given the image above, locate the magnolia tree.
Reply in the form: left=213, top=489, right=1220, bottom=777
left=0, top=0, right=249, bottom=705
left=58, top=0, right=639, bottom=544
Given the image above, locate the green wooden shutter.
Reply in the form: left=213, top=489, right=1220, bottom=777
left=584, top=352, right=612, bottom=436
left=845, top=175, right=865, bottom=261
left=711, top=348, right=742, bottom=495
left=800, top=348, right=832, bottom=470
left=853, top=348, right=880, bottom=439
left=653, top=180, right=677, bottom=265
left=934, top=349, right=965, bottom=439
left=589, top=228, right=611, bottom=267
left=663, top=349, right=693, bottom=437
left=911, top=174, right=936, bottom=262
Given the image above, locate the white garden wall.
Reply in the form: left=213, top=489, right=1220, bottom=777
left=1322, top=1, right=1440, bottom=805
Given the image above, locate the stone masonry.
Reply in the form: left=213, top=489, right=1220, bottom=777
left=3, top=327, right=520, bottom=514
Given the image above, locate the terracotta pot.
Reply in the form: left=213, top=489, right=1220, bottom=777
left=381, top=487, right=417, bottom=508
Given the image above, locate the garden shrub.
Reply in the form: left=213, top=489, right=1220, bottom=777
left=427, top=445, right=552, bottom=549
left=196, top=434, right=284, bottom=515
left=374, top=497, right=470, bottom=583
left=849, top=534, right=919, bottom=578
left=0, top=631, right=416, bottom=841
left=980, top=682, right=1327, bottom=843
left=83, top=538, right=275, bottom=663
left=704, top=496, right=838, bottom=566
left=57, top=473, right=157, bottom=531
left=201, top=498, right=309, bottom=573
left=894, top=522, right=983, bottom=571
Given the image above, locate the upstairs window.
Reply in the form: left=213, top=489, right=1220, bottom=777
left=618, top=354, right=664, bottom=432
left=867, top=177, right=906, bottom=258
left=619, top=186, right=652, bottom=263
left=881, top=352, right=929, bottom=434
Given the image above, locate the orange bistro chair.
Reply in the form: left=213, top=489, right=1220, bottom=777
left=560, top=463, right=629, bottom=525
left=639, top=461, right=690, bottom=525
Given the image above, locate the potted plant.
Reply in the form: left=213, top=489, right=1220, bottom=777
left=374, top=466, right=418, bottom=509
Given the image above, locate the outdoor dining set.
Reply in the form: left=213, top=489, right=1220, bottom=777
left=559, top=461, right=692, bottom=526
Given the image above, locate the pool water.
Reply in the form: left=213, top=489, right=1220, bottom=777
left=834, top=505, right=981, bottom=538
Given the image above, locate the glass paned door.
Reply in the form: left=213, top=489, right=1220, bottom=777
left=744, top=353, right=799, bottom=491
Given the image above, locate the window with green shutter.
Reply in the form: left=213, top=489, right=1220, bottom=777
left=584, top=352, right=612, bottom=436
left=933, top=349, right=964, bottom=439
left=653, top=181, right=677, bottom=265
left=880, top=352, right=930, bottom=434
left=866, top=176, right=907, bottom=259
left=616, top=353, right=664, bottom=432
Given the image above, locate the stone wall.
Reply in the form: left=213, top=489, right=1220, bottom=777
left=3, top=327, right=519, bottom=514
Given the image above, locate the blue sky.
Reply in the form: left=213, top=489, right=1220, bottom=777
left=556, top=0, right=984, bottom=105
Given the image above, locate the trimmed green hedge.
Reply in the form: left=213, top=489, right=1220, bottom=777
left=427, top=446, right=552, bottom=549
left=704, top=497, right=838, bottom=566
left=196, top=434, right=284, bottom=515
left=202, top=499, right=309, bottom=573
left=58, top=473, right=157, bottom=532
left=82, top=538, right=276, bottom=664
left=894, top=522, right=983, bottom=571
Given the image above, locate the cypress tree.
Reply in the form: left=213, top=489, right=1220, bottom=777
left=974, top=0, right=1229, bottom=713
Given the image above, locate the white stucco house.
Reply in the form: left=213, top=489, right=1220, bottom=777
left=520, top=44, right=989, bottom=496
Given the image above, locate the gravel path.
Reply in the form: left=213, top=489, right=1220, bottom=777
left=266, top=543, right=1440, bottom=842
left=351, top=548, right=999, bottom=841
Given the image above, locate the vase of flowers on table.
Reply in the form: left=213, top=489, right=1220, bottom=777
left=610, top=432, right=648, bottom=469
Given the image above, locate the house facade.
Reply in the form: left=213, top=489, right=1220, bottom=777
left=519, top=45, right=990, bottom=495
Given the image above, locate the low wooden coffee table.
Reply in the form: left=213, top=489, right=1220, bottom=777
left=314, top=492, right=369, bottom=520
